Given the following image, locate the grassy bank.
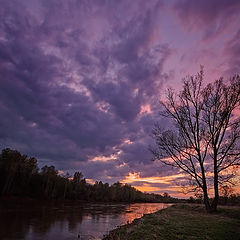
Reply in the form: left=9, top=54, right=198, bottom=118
left=102, top=204, right=240, bottom=240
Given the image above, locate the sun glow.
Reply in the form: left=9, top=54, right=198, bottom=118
left=135, top=184, right=161, bottom=192
left=86, top=178, right=95, bottom=184
left=122, top=172, right=186, bottom=184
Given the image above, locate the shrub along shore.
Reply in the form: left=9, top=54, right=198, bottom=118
left=102, top=204, right=240, bottom=240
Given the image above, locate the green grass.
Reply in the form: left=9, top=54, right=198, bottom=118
left=102, top=204, right=240, bottom=240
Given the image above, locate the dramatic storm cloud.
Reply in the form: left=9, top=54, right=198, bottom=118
left=1, top=0, right=240, bottom=196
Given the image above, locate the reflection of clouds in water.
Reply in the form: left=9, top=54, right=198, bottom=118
left=0, top=203, right=170, bottom=240
left=76, top=203, right=171, bottom=239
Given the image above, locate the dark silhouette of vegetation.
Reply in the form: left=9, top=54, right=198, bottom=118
left=188, top=185, right=240, bottom=206
left=188, top=194, right=240, bottom=206
left=151, top=68, right=240, bottom=212
left=0, top=148, right=179, bottom=203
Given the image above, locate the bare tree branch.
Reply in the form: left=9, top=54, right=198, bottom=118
left=151, top=69, right=240, bottom=212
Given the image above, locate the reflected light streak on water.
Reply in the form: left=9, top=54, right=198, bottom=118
left=0, top=202, right=171, bottom=240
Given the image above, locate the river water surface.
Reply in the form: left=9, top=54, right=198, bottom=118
left=0, top=202, right=170, bottom=240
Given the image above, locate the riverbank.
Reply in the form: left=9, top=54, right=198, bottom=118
left=0, top=196, right=177, bottom=208
left=102, top=204, right=240, bottom=240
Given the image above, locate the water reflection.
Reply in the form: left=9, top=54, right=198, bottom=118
left=0, top=203, right=170, bottom=240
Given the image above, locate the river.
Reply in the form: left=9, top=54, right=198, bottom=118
left=0, top=202, right=171, bottom=240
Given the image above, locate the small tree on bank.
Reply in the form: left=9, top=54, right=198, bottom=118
left=151, top=69, right=240, bottom=212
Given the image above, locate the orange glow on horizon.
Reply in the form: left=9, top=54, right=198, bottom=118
left=121, top=172, right=188, bottom=197
left=86, top=178, right=95, bottom=185
left=135, top=184, right=161, bottom=192
left=121, top=172, right=185, bottom=185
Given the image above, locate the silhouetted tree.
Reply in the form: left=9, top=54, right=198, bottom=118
left=62, top=172, right=71, bottom=200
left=152, top=69, right=240, bottom=212
left=0, top=148, right=38, bottom=196
left=0, top=148, right=179, bottom=203
left=1, top=148, right=23, bottom=195
left=41, top=165, right=58, bottom=198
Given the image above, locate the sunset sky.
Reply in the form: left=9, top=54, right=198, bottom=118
left=1, top=0, right=240, bottom=197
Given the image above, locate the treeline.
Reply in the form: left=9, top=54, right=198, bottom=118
left=0, top=148, right=179, bottom=203
left=187, top=194, right=240, bottom=206
left=188, top=195, right=240, bottom=206
left=188, top=184, right=240, bottom=206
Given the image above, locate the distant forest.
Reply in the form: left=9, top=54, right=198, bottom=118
left=0, top=148, right=179, bottom=203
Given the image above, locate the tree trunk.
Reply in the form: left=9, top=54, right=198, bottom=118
left=200, top=162, right=211, bottom=213
left=203, top=187, right=211, bottom=212
left=2, top=164, right=18, bottom=195
left=63, top=182, right=67, bottom=200
left=210, top=165, right=219, bottom=212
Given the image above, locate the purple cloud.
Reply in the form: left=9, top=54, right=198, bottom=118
left=174, top=0, right=240, bottom=40
left=1, top=0, right=239, bottom=196
left=224, top=29, right=240, bottom=75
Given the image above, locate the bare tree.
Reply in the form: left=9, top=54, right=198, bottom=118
left=151, top=69, right=240, bottom=212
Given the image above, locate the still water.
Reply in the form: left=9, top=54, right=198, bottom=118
left=0, top=202, right=170, bottom=240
